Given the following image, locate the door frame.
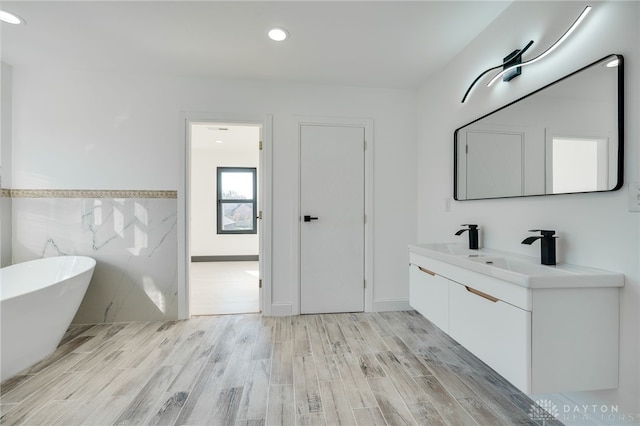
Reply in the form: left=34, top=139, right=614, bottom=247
left=292, top=116, right=374, bottom=315
left=178, top=112, right=273, bottom=319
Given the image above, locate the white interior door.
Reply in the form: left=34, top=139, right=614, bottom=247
left=465, top=130, right=524, bottom=199
left=258, top=127, right=264, bottom=312
left=300, top=124, right=365, bottom=314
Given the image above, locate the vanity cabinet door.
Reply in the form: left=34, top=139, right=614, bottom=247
left=409, top=264, right=450, bottom=333
left=449, top=281, right=532, bottom=393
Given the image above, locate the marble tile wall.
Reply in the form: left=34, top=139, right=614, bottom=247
left=11, top=192, right=178, bottom=324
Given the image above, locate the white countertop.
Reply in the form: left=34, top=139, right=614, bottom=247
left=409, top=243, right=624, bottom=289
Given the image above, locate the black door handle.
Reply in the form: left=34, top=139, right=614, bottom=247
left=304, top=215, right=319, bottom=222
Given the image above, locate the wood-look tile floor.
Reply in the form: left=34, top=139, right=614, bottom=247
left=0, top=311, right=559, bottom=426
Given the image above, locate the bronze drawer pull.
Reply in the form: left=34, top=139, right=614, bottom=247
left=465, top=286, right=499, bottom=303
left=418, top=266, right=436, bottom=276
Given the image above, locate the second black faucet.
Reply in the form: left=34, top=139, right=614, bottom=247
left=522, top=229, right=557, bottom=265
left=455, top=224, right=479, bottom=250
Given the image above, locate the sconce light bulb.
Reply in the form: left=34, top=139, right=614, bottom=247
left=606, top=58, right=620, bottom=68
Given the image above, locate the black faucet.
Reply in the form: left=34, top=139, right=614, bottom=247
left=455, top=224, right=479, bottom=250
left=521, top=230, right=557, bottom=265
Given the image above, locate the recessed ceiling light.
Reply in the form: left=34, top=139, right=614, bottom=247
left=216, top=140, right=223, bottom=144
left=0, top=10, right=24, bottom=25
left=268, top=27, right=289, bottom=42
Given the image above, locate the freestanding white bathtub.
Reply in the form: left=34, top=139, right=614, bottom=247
left=1, top=256, right=96, bottom=381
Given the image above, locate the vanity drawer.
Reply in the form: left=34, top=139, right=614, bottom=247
left=410, top=252, right=532, bottom=311
left=409, top=264, right=450, bottom=333
left=449, top=280, right=532, bottom=393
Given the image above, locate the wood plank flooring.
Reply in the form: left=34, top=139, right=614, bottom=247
left=0, top=311, right=560, bottom=425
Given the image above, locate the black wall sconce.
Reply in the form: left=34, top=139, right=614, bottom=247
left=462, top=5, right=592, bottom=103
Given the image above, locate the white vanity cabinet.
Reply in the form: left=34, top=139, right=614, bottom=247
left=408, top=244, right=623, bottom=395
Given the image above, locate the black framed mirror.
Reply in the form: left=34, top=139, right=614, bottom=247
left=454, top=54, right=623, bottom=200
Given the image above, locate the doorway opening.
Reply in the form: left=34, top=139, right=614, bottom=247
left=188, top=122, right=262, bottom=315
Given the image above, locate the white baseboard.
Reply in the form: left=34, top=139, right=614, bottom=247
left=372, top=297, right=411, bottom=312
left=267, top=300, right=410, bottom=316
left=269, top=303, right=292, bottom=316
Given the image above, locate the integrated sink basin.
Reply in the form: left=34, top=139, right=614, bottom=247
left=409, top=243, right=624, bottom=288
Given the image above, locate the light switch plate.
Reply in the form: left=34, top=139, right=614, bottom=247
left=444, top=198, right=451, bottom=212
left=629, top=182, right=640, bottom=212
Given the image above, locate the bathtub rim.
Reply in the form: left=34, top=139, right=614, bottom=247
left=0, top=255, right=97, bottom=302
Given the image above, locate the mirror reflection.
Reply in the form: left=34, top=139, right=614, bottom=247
left=454, top=54, right=623, bottom=200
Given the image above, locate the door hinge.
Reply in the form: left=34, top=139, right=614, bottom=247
left=259, top=279, right=262, bottom=289
left=258, top=210, right=263, bottom=220
left=259, top=140, right=263, bottom=151
left=465, top=144, right=468, bottom=154
left=364, top=279, right=366, bottom=288
left=364, top=140, right=367, bottom=151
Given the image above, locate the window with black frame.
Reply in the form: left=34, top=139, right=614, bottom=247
left=217, top=167, right=257, bottom=234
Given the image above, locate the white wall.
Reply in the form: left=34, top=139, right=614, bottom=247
left=1, top=62, right=12, bottom=267
left=10, top=67, right=417, bottom=317
left=190, top=127, right=259, bottom=257
left=0, top=63, right=11, bottom=182
left=418, top=0, right=639, bottom=416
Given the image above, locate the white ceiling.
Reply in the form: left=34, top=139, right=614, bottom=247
left=191, top=123, right=260, bottom=154
left=0, top=1, right=512, bottom=89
